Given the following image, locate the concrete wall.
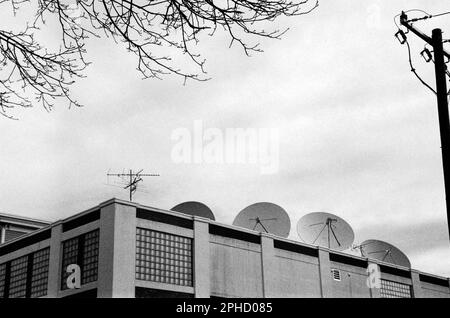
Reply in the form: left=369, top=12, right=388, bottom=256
left=271, top=248, right=321, bottom=297
left=329, top=262, right=371, bottom=298
left=209, top=235, right=263, bottom=298
left=420, top=282, right=450, bottom=298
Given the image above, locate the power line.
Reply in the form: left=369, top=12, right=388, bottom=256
left=394, top=9, right=431, bottom=28
left=433, top=11, right=450, bottom=18
left=406, top=10, right=450, bottom=23
left=404, top=39, right=437, bottom=94
left=397, top=11, right=450, bottom=241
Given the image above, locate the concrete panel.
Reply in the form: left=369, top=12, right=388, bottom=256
left=97, top=204, right=115, bottom=297
left=274, top=248, right=319, bottom=265
left=210, top=239, right=263, bottom=298
left=420, top=282, right=450, bottom=298
left=97, top=203, right=137, bottom=298
left=110, top=203, right=137, bottom=297
left=194, top=220, right=210, bottom=298
left=261, top=235, right=275, bottom=298
left=47, top=225, right=62, bottom=297
left=410, top=270, right=423, bottom=298
left=318, top=249, right=333, bottom=298
left=271, top=255, right=321, bottom=297
left=330, top=270, right=371, bottom=298
left=329, top=261, right=371, bottom=298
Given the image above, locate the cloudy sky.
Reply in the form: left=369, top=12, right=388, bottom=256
left=1, top=1, right=450, bottom=277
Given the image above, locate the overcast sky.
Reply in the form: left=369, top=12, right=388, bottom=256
left=1, top=1, right=450, bottom=277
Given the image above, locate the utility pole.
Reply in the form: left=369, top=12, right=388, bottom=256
left=400, top=12, right=450, bottom=240
left=107, top=169, right=159, bottom=201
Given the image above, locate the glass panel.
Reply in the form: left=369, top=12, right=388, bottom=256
left=61, top=229, right=99, bottom=290
left=30, top=248, right=50, bottom=298
left=380, top=279, right=412, bottom=298
left=8, top=255, right=28, bottom=298
left=82, top=230, right=99, bottom=284
left=136, top=228, right=193, bottom=287
left=0, top=263, right=6, bottom=298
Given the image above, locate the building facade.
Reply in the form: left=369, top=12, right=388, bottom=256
left=0, top=213, right=50, bottom=245
left=0, top=198, right=449, bottom=298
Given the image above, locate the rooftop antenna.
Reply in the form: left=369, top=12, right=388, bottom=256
left=106, top=169, right=159, bottom=201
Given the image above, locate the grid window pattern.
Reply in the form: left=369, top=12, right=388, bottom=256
left=0, top=263, right=6, bottom=298
left=136, top=228, right=193, bottom=286
left=0, top=248, right=50, bottom=298
left=82, top=230, right=99, bottom=284
left=61, top=229, right=99, bottom=290
left=61, top=236, right=79, bottom=288
left=30, top=248, right=50, bottom=298
left=380, top=279, right=412, bottom=298
left=8, top=255, right=28, bottom=298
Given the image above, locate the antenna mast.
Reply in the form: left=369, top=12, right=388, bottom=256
left=107, top=169, right=159, bottom=201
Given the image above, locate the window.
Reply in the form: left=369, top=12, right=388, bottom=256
left=136, top=228, right=193, bottom=287
left=380, top=279, right=412, bottom=298
left=30, top=248, right=50, bottom=297
left=8, top=255, right=29, bottom=298
left=0, top=263, right=6, bottom=298
left=331, top=269, right=341, bottom=281
left=4, top=229, right=27, bottom=242
left=0, top=247, right=50, bottom=298
left=61, top=229, right=99, bottom=290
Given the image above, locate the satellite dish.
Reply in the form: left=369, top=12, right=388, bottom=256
left=171, top=201, right=215, bottom=220
left=358, top=239, right=411, bottom=268
left=232, top=202, right=291, bottom=238
left=297, top=212, right=354, bottom=251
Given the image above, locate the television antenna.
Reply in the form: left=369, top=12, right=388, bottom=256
left=106, top=169, right=159, bottom=201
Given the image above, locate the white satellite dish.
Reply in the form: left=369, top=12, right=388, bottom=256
left=297, top=212, right=355, bottom=251
left=233, top=202, right=291, bottom=238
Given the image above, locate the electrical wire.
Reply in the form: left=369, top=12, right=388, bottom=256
left=404, top=39, right=437, bottom=95
left=394, top=9, right=431, bottom=30
left=407, top=10, right=450, bottom=23
left=433, top=11, right=450, bottom=18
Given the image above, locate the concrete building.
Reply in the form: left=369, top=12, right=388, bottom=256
left=0, top=213, right=50, bottom=244
left=0, top=198, right=449, bottom=298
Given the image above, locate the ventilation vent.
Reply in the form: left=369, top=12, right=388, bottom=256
left=331, top=269, right=341, bottom=281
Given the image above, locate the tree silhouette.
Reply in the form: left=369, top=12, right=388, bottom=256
left=0, top=0, right=318, bottom=119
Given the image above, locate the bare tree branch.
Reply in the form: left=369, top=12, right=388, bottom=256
left=0, top=0, right=319, bottom=119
